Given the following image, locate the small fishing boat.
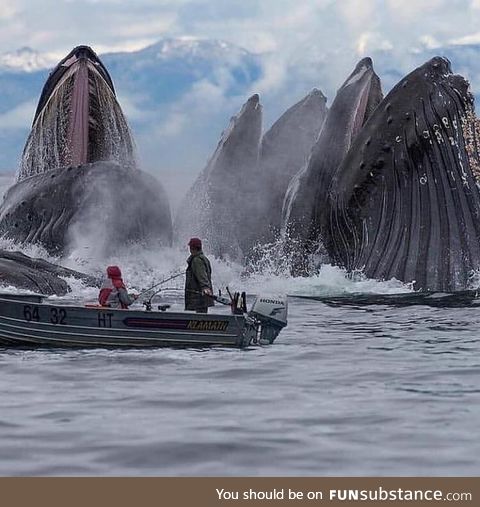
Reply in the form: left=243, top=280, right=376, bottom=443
left=0, top=293, right=288, bottom=348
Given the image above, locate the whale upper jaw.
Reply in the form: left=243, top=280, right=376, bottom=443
left=33, top=45, right=114, bottom=125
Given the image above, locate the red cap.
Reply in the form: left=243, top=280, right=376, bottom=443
left=107, top=265, right=122, bottom=278
left=188, top=237, right=202, bottom=249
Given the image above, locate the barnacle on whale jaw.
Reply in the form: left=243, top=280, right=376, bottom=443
left=461, top=105, right=480, bottom=183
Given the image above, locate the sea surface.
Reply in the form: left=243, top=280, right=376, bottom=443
left=0, top=244, right=479, bottom=476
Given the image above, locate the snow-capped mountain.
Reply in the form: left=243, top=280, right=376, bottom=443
left=127, top=37, right=253, bottom=62
left=101, top=38, right=261, bottom=107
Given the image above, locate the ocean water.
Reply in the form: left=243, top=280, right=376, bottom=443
left=0, top=244, right=479, bottom=476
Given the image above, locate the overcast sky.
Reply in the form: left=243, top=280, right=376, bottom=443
left=3, top=0, right=480, bottom=107
left=1, top=0, right=480, bottom=59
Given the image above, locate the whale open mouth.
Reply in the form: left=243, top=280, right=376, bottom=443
left=66, top=58, right=89, bottom=166
left=35, top=51, right=119, bottom=167
left=19, top=46, right=135, bottom=182
left=348, top=65, right=381, bottom=148
left=351, top=78, right=372, bottom=141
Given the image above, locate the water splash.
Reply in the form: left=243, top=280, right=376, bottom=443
left=467, top=269, right=480, bottom=289
left=244, top=237, right=412, bottom=296
left=19, top=66, right=74, bottom=179
left=0, top=232, right=414, bottom=301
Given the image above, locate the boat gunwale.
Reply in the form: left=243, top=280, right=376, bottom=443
left=0, top=295, right=244, bottom=322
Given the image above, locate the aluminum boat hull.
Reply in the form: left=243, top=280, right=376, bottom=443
left=0, top=295, right=258, bottom=348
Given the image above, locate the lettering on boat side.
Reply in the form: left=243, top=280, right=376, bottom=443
left=23, top=305, right=67, bottom=325
left=259, top=298, right=284, bottom=306
left=23, top=305, right=40, bottom=322
left=98, top=312, right=113, bottom=328
left=50, top=307, right=67, bottom=325
left=187, top=320, right=229, bottom=332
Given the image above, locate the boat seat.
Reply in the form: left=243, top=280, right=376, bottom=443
left=157, top=304, right=170, bottom=312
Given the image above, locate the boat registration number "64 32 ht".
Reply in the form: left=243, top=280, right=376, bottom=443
left=23, top=305, right=67, bottom=325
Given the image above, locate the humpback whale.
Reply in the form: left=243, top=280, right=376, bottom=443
left=254, top=89, right=328, bottom=247
left=0, top=250, right=97, bottom=296
left=175, top=94, right=262, bottom=260
left=0, top=46, right=172, bottom=255
left=328, top=57, right=480, bottom=291
left=282, top=58, right=383, bottom=272
left=176, top=89, right=327, bottom=260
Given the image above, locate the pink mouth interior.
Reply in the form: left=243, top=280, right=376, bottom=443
left=66, top=60, right=89, bottom=166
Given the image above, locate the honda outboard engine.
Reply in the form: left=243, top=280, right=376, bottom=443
left=249, top=295, right=288, bottom=344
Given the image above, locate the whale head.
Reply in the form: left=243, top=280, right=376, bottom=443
left=19, top=45, right=135, bottom=181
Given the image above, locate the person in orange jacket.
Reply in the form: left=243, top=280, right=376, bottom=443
left=98, top=265, right=137, bottom=309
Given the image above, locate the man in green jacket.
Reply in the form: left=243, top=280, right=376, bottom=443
left=185, top=237, right=214, bottom=313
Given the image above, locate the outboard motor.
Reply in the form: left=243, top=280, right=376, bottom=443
left=249, top=295, right=288, bottom=344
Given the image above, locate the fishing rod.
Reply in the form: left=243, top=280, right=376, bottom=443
left=136, top=270, right=185, bottom=298
left=140, top=270, right=189, bottom=311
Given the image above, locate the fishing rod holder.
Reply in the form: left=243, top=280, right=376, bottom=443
left=227, top=289, right=247, bottom=315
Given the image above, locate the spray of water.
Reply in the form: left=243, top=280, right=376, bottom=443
left=19, top=66, right=74, bottom=179
left=0, top=231, right=415, bottom=309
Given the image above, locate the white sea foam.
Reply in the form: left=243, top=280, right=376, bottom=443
left=0, top=233, right=414, bottom=301
left=243, top=263, right=413, bottom=297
